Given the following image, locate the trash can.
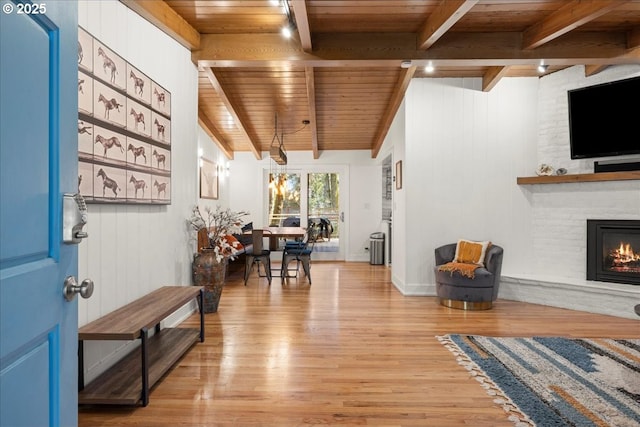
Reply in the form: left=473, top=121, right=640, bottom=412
left=369, top=232, right=385, bottom=265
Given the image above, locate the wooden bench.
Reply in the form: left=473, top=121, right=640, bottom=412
left=78, top=286, right=204, bottom=406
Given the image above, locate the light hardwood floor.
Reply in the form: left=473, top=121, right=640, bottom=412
left=79, top=262, right=640, bottom=426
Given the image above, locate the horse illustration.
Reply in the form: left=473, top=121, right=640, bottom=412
left=78, top=78, right=84, bottom=94
left=153, top=87, right=165, bottom=107
left=153, top=149, right=166, bottom=169
left=154, top=180, right=167, bottom=198
left=98, top=94, right=122, bottom=119
left=78, top=121, right=92, bottom=135
left=129, top=70, right=144, bottom=96
left=97, top=46, right=117, bottom=84
left=129, top=175, right=147, bottom=198
left=153, top=118, right=165, bottom=141
left=95, top=134, right=124, bottom=157
left=97, top=168, right=120, bottom=197
left=127, top=144, right=146, bottom=164
left=129, top=108, right=145, bottom=131
left=78, top=41, right=83, bottom=64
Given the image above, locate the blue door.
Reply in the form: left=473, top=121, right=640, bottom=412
left=1, top=2, right=80, bottom=426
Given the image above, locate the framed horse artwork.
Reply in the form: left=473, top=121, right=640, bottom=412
left=78, top=26, right=171, bottom=205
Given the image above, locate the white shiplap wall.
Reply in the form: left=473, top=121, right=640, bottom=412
left=77, top=0, right=199, bottom=382
left=398, top=77, right=539, bottom=294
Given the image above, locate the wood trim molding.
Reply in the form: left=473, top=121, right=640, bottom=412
left=119, top=0, right=200, bottom=49
left=202, top=68, right=261, bottom=160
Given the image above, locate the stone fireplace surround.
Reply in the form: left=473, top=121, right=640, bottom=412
left=497, top=67, right=640, bottom=321
left=499, top=180, right=640, bottom=320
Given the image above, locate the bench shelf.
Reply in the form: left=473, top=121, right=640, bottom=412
left=78, top=286, right=204, bottom=406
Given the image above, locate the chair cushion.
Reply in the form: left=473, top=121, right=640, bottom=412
left=434, top=266, right=494, bottom=288
left=286, top=248, right=312, bottom=256
left=284, top=241, right=305, bottom=250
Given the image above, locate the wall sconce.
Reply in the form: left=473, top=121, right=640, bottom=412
left=217, top=161, right=230, bottom=178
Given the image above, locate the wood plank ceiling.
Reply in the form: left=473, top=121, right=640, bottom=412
left=121, top=0, right=640, bottom=160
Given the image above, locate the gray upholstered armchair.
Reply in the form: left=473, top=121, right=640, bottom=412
left=434, top=243, right=503, bottom=310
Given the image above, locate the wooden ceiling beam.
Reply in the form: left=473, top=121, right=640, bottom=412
left=304, top=67, right=319, bottom=159
left=628, top=27, right=640, bottom=50
left=417, top=0, right=478, bottom=50
left=203, top=68, right=262, bottom=160
left=290, top=0, right=312, bottom=52
left=371, top=67, right=416, bottom=159
left=119, top=0, right=200, bottom=49
left=584, top=64, right=609, bottom=77
left=198, top=110, right=233, bottom=160
left=522, top=0, right=629, bottom=50
left=193, top=31, right=634, bottom=68
left=482, top=66, right=510, bottom=92
left=585, top=26, right=640, bottom=77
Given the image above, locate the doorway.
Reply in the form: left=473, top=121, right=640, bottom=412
left=267, top=167, right=346, bottom=261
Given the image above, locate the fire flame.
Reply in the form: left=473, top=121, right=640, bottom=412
left=612, top=242, right=640, bottom=265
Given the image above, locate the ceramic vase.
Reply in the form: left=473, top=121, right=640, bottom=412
left=192, top=249, right=227, bottom=313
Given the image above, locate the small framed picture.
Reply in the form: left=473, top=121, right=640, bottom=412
left=200, top=158, right=218, bottom=200
left=395, top=160, right=403, bottom=190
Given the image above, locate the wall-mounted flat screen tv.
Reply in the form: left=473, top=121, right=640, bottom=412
left=568, top=76, right=640, bottom=159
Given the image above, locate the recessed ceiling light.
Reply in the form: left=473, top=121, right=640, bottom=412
left=281, top=25, right=292, bottom=38
left=400, top=60, right=412, bottom=68
left=537, top=64, right=549, bottom=73
left=425, top=62, right=435, bottom=73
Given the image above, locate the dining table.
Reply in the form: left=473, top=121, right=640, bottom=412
left=252, top=226, right=306, bottom=251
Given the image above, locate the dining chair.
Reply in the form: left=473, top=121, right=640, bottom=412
left=244, top=229, right=272, bottom=285
left=281, top=224, right=317, bottom=284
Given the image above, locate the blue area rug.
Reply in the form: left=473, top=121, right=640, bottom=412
left=438, top=335, right=640, bottom=426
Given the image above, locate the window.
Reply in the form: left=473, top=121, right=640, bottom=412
left=268, top=173, right=300, bottom=226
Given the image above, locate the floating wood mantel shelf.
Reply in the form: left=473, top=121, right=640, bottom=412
left=517, top=171, right=640, bottom=185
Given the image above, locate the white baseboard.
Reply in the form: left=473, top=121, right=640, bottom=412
left=500, top=275, right=640, bottom=320
left=392, top=273, right=639, bottom=320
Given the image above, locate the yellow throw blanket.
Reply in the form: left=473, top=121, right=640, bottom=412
left=438, top=262, right=480, bottom=278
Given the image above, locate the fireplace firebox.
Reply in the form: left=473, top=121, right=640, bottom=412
left=587, top=219, right=640, bottom=285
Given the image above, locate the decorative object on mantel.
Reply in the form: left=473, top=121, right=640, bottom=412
left=189, top=206, right=249, bottom=313
left=535, top=163, right=554, bottom=176
left=555, top=167, right=567, bottom=175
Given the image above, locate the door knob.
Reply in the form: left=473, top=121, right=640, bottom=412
left=63, top=276, right=94, bottom=301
